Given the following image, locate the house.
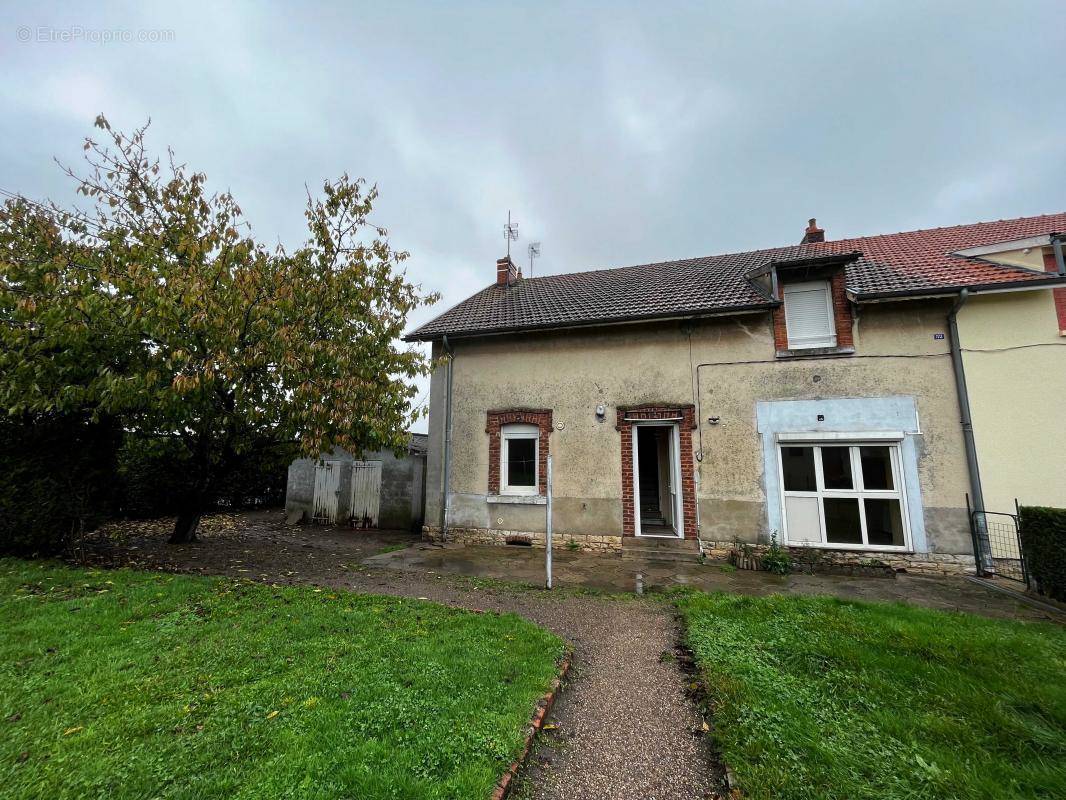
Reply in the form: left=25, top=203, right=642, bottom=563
left=285, top=434, right=428, bottom=531
left=404, top=215, right=1066, bottom=574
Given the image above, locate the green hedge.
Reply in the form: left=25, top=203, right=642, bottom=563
left=115, top=436, right=293, bottom=519
left=0, top=414, right=120, bottom=556
left=1019, top=506, right=1066, bottom=602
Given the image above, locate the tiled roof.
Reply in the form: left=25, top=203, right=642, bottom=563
left=405, top=213, right=1066, bottom=341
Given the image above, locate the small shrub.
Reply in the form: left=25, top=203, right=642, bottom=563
left=1019, top=505, right=1066, bottom=601
left=566, top=539, right=580, bottom=552
left=761, top=531, right=793, bottom=575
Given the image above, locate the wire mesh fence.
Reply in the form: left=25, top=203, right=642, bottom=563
left=970, top=509, right=1028, bottom=586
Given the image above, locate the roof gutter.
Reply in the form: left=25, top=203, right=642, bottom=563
left=850, top=274, right=1066, bottom=302
left=1052, top=233, right=1066, bottom=276
left=946, top=290, right=994, bottom=575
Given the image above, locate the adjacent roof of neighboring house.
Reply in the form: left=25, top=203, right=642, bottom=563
left=405, top=212, right=1066, bottom=341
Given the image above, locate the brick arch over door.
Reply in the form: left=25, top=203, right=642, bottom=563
left=616, top=404, right=698, bottom=539
left=486, top=409, right=553, bottom=496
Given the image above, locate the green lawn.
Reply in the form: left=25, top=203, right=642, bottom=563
left=0, top=560, right=564, bottom=800
left=677, top=592, right=1066, bottom=800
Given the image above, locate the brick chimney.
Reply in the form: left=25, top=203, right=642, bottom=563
left=496, top=255, right=521, bottom=286
left=800, top=218, right=826, bottom=244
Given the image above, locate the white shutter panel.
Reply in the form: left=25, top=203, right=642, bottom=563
left=783, top=281, right=836, bottom=349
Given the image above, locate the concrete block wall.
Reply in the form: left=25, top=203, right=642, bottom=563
left=285, top=442, right=427, bottom=531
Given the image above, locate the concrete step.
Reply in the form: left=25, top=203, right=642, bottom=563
left=621, top=537, right=702, bottom=563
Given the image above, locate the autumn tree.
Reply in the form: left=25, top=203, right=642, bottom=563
left=0, top=116, right=437, bottom=543
left=0, top=201, right=129, bottom=553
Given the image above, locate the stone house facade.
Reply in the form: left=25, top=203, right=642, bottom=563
left=406, top=215, right=1066, bottom=574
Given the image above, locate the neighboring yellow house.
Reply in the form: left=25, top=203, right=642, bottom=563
left=406, top=214, right=1066, bottom=575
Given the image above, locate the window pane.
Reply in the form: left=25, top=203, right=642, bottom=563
left=782, top=447, right=816, bottom=491
left=823, top=498, right=862, bottom=544
left=864, top=498, right=904, bottom=546
left=506, top=438, right=536, bottom=487
left=820, top=446, right=853, bottom=489
left=860, top=446, right=894, bottom=490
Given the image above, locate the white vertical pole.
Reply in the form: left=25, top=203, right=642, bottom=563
left=545, top=454, right=553, bottom=590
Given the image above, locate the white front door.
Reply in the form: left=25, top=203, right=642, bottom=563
left=666, top=425, right=681, bottom=536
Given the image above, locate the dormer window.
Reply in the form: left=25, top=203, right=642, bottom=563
left=783, top=280, right=837, bottom=350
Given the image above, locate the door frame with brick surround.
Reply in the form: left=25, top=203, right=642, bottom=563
left=616, top=404, right=698, bottom=539
left=631, top=421, right=683, bottom=538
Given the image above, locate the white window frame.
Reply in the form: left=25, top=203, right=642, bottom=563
left=783, top=279, right=837, bottom=350
left=778, top=441, right=912, bottom=552
left=501, top=423, right=539, bottom=496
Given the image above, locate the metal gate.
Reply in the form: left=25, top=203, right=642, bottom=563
left=312, top=460, right=342, bottom=524
left=968, top=500, right=1029, bottom=586
left=349, top=461, right=382, bottom=529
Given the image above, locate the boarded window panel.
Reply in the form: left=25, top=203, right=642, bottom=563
left=820, top=446, right=853, bottom=489
left=864, top=498, right=904, bottom=546
left=860, top=446, right=894, bottom=490
left=783, top=281, right=836, bottom=349
left=781, top=446, right=817, bottom=491
left=785, top=495, right=822, bottom=543
left=824, top=497, right=863, bottom=544
left=506, top=438, right=536, bottom=487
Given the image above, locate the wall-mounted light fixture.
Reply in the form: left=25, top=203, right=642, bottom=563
left=707, top=416, right=720, bottom=425
left=595, top=404, right=606, bottom=423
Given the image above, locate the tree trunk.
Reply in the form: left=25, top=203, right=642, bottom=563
left=170, top=508, right=202, bottom=544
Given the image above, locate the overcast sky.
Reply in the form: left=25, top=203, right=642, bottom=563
left=3, top=1, right=1064, bottom=432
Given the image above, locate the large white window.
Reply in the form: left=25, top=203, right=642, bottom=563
left=779, top=442, right=910, bottom=550
left=783, top=280, right=836, bottom=349
left=501, top=423, right=539, bottom=495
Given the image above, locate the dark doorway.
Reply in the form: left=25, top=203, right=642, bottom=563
left=636, top=425, right=676, bottom=536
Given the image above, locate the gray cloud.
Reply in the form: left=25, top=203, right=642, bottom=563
left=4, top=1, right=1064, bottom=431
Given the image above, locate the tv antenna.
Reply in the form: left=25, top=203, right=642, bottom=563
left=528, top=242, right=541, bottom=276
left=503, top=210, right=519, bottom=258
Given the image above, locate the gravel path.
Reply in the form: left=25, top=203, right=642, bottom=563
left=79, top=512, right=723, bottom=798
left=511, top=600, right=717, bottom=800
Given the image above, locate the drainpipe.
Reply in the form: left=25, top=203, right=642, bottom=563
left=947, top=290, right=994, bottom=574
left=439, top=335, right=455, bottom=542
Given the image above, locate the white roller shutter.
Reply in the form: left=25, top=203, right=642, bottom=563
left=783, top=280, right=836, bottom=349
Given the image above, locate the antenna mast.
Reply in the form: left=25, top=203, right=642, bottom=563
left=528, top=241, right=541, bottom=277
left=503, top=210, right=519, bottom=258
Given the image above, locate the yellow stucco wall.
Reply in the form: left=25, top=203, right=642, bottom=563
left=977, top=247, right=1047, bottom=270
left=424, top=299, right=978, bottom=553
left=958, top=290, right=1066, bottom=513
